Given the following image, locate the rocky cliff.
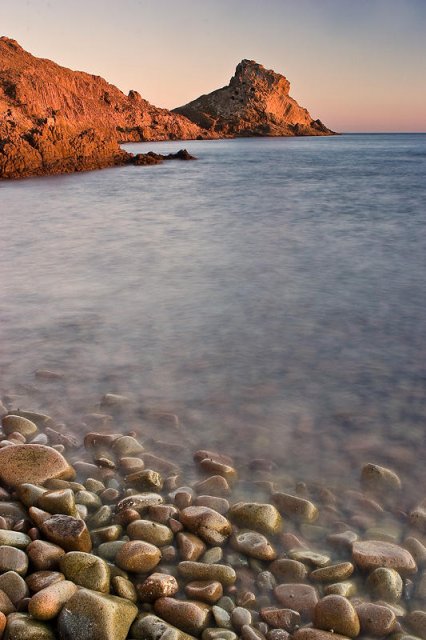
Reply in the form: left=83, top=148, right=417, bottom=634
left=174, top=59, right=334, bottom=137
left=0, top=37, right=206, bottom=178
left=0, top=40, right=334, bottom=179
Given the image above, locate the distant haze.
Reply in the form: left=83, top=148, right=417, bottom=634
left=1, top=0, right=425, bottom=132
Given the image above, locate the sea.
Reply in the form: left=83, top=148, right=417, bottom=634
left=1, top=133, right=425, bottom=502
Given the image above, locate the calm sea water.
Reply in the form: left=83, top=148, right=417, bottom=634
left=1, top=134, right=425, bottom=498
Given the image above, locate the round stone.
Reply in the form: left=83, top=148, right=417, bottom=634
left=127, top=519, right=173, bottom=546
left=310, top=562, right=354, bottom=583
left=41, top=515, right=92, bottom=552
left=355, top=602, right=397, bottom=636
left=366, top=567, right=403, bottom=601
left=0, top=444, right=74, bottom=487
left=230, top=530, right=276, bottom=561
left=115, top=540, right=161, bottom=573
left=274, top=584, right=318, bottom=621
left=0, top=546, right=28, bottom=576
left=155, top=597, right=211, bottom=635
left=137, top=572, right=178, bottom=602
left=178, top=561, right=236, bottom=586
left=27, top=541, right=66, bottom=571
left=185, top=580, right=223, bottom=604
left=352, top=540, right=417, bottom=575
left=60, top=551, right=111, bottom=592
left=28, top=580, right=78, bottom=620
left=180, top=506, right=232, bottom=545
left=2, top=415, right=38, bottom=437
left=228, top=502, right=283, bottom=535
left=272, top=492, right=318, bottom=523
left=314, top=595, right=360, bottom=637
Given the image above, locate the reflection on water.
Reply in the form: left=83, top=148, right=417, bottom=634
left=1, top=134, right=425, bottom=500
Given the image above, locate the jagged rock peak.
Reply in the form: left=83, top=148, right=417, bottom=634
left=174, top=59, right=334, bottom=137
left=231, top=59, right=291, bottom=94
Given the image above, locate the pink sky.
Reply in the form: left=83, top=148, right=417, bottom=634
left=1, top=0, right=425, bottom=132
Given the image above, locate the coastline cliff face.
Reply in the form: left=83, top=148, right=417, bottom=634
left=0, top=37, right=205, bottom=178
left=0, top=39, right=334, bottom=179
left=173, top=59, right=334, bottom=137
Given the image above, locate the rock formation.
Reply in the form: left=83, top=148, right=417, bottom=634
left=0, top=37, right=205, bottom=178
left=174, top=59, right=334, bottom=137
left=0, top=39, right=334, bottom=179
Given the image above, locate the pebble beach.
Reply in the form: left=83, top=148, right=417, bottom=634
left=0, top=379, right=424, bottom=640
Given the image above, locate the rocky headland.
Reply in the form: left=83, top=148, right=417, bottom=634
left=0, top=38, right=335, bottom=179
left=174, top=59, right=334, bottom=137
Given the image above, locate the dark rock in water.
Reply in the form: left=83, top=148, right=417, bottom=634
left=130, top=149, right=196, bottom=166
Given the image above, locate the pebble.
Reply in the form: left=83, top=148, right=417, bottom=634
left=137, top=572, right=179, bottom=602
left=2, top=415, right=38, bottom=437
left=272, top=492, right=318, bottom=523
left=310, top=562, right=354, bottom=582
left=228, top=502, right=282, bottom=535
left=155, top=597, right=212, bottom=635
left=41, top=515, right=92, bottom=552
left=314, top=595, right=360, bottom=637
left=111, top=575, right=138, bottom=602
left=194, top=476, right=231, bottom=496
left=0, top=546, right=28, bottom=575
left=58, top=587, right=138, bottom=640
left=288, top=549, right=330, bottom=567
left=60, top=551, right=111, bottom=592
left=212, top=604, right=232, bottom=628
left=406, top=611, right=426, bottom=640
left=274, top=584, right=318, bottom=620
left=366, top=566, right=403, bottom=601
left=241, top=623, right=267, bottom=640
left=126, top=469, right=163, bottom=491
left=231, top=606, right=252, bottom=629
left=38, top=488, right=77, bottom=516
left=323, top=581, right=357, bottom=597
left=177, top=532, right=207, bottom=561
left=178, top=561, right=237, bottom=585
left=352, top=540, right=417, bottom=575
left=201, top=547, right=223, bottom=564
left=17, top=483, right=48, bottom=507
left=292, top=630, right=349, bottom=640
left=4, top=612, right=56, bottom=639
left=115, top=540, right=161, bottom=573
left=116, top=493, right=164, bottom=512
left=0, top=444, right=74, bottom=487
left=127, top=519, right=174, bottom=546
left=185, top=580, right=223, bottom=604
left=180, top=506, right=232, bottom=545
left=410, top=506, right=426, bottom=534
left=202, top=629, right=237, bottom=640
left=361, top=463, right=401, bottom=499
left=28, top=579, right=78, bottom=620
left=131, top=612, right=196, bottom=640
left=194, top=496, right=230, bottom=515
left=25, top=571, right=65, bottom=593
left=0, top=530, right=31, bottom=549
left=260, top=607, right=301, bottom=631
left=231, top=530, right=276, bottom=561
left=355, top=602, right=397, bottom=636
left=405, top=537, right=426, bottom=568
left=0, top=589, right=15, bottom=614
left=27, top=540, right=65, bottom=570
left=270, top=559, right=308, bottom=583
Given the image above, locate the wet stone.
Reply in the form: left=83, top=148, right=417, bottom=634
left=177, top=532, right=206, bottom=561
left=4, top=612, right=56, bottom=639
left=0, top=444, right=74, bottom=487
left=178, top=561, right=237, bottom=585
left=0, top=589, right=15, bottom=614
left=288, top=550, right=330, bottom=567
left=231, top=530, right=277, bottom=561
left=310, top=562, right=354, bottom=582
left=352, top=540, right=417, bottom=575
left=194, top=475, right=231, bottom=497
left=185, top=580, right=223, bottom=604
left=366, top=566, right=403, bottom=601
left=111, top=575, right=138, bottom=602
left=361, top=463, right=402, bottom=499
left=58, top=587, right=138, bottom=640
left=98, top=540, right=126, bottom=561
left=241, top=623, right=267, bottom=640
left=25, top=571, right=65, bottom=593
left=116, top=492, right=164, bottom=512
left=201, top=546, right=223, bottom=564
left=27, top=540, right=66, bottom=571
left=406, top=611, right=426, bottom=640
left=2, top=415, right=38, bottom=437
left=28, top=579, right=78, bottom=620
left=202, top=629, right=237, bottom=640
left=115, top=540, right=161, bottom=573
left=231, top=606, right=252, bottom=629
left=126, top=469, right=163, bottom=491
left=180, top=506, right=232, bottom=545
left=128, top=519, right=174, bottom=546
left=270, top=559, right=308, bottom=583
left=0, top=546, right=28, bottom=575
left=194, top=496, right=230, bottom=515
left=38, top=488, right=77, bottom=516
left=0, top=530, right=31, bottom=549
left=272, top=492, right=318, bottom=523
left=137, top=572, right=179, bottom=602
left=260, top=607, right=301, bottom=631
left=212, top=605, right=232, bottom=628
left=60, top=551, right=111, bottom=592
left=131, top=612, right=196, bottom=640
left=292, top=630, right=350, bottom=640
left=314, top=595, right=360, bottom=637
left=155, top=597, right=212, bottom=635
left=355, top=602, right=397, bottom=636
left=41, top=515, right=92, bottom=552
left=323, top=581, right=357, bottom=597
left=274, top=584, right=318, bottom=621
left=228, top=502, right=282, bottom=535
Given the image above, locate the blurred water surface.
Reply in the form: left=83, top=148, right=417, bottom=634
left=1, top=134, right=425, bottom=497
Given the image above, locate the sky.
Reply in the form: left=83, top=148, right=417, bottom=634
left=1, top=0, right=426, bottom=132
